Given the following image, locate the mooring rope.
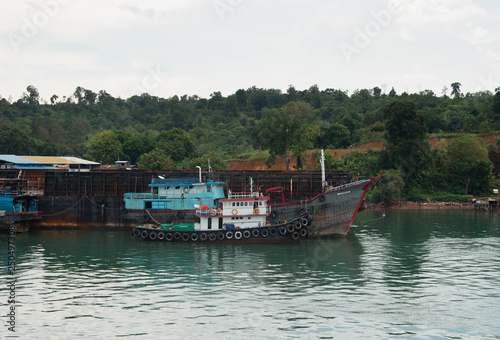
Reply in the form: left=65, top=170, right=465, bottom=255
left=355, top=212, right=386, bottom=224
left=145, top=209, right=162, bottom=225
left=42, top=196, right=86, bottom=217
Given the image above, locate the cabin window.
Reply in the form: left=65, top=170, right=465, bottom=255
left=207, top=185, right=211, bottom=193
left=145, top=201, right=152, bottom=209
left=208, top=218, right=212, bottom=230
left=218, top=218, right=223, bottom=229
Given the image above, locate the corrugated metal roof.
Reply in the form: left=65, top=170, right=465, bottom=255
left=12, top=165, right=57, bottom=170
left=61, top=157, right=100, bottom=165
left=1, top=155, right=100, bottom=165
left=0, top=155, right=42, bottom=164
left=20, top=156, right=82, bottom=164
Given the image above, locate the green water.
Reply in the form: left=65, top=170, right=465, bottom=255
left=2, top=209, right=500, bottom=339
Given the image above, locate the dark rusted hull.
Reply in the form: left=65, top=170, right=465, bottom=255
left=0, top=212, right=41, bottom=233
left=34, top=178, right=373, bottom=238
left=271, top=180, right=373, bottom=237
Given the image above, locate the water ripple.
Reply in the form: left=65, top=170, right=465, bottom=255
left=2, top=210, right=500, bottom=339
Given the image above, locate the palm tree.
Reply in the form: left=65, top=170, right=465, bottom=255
left=451, top=82, right=462, bottom=98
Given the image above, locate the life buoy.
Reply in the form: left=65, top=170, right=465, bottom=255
left=243, top=230, right=251, bottom=238
left=232, top=209, right=238, bottom=215
left=183, top=187, right=189, bottom=194
left=132, top=228, right=140, bottom=237
left=210, top=209, right=217, bottom=216
left=234, top=231, right=242, bottom=240
left=209, top=233, right=217, bottom=241
left=254, top=208, right=260, bottom=214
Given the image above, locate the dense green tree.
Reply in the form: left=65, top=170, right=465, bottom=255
left=0, top=121, right=36, bottom=154
left=258, top=102, right=317, bottom=170
left=493, top=91, right=500, bottom=123
left=122, top=133, right=155, bottom=164
left=156, top=128, right=197, bottom=162
left=1, top=83, right=499, bottom=199
left=85, top=130, right=122, bottom=164
left=451, top=82, right=462, bottom=98
left=248, top=87, right=270, bottom=111
left=24, top=85, right=40, bottom=105
left=384, top=101, right=430, bottom=184
left=137, top=149, right=177, bottom=170
left=446, top=135, right=492, bottom=194
left=315, top=123, right=351, bottom=149
left=235, top=89, right=247, bottom=108
left=185, top=151, right=227, bottom=170
left=367, top=169, right=404, bottom=204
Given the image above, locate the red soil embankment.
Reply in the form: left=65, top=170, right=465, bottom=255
left=227, top=135, right=500, bottom=171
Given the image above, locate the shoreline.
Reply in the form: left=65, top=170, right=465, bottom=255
left=366, top=201, right=484, bottom=210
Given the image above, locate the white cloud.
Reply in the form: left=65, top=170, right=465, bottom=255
left=0, top=0, right=499, bottom=101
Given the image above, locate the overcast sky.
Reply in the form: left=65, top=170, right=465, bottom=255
left=1, top=0, right=499, bottom=102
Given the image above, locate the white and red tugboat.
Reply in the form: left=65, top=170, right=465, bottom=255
left=132, top=184, right=311, bottom=243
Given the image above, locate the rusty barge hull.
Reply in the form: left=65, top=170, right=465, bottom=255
left=12, top=170, right=359, bottom=231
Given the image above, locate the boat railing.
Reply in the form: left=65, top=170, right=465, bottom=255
left=22, top=186, right=39, bottom=195
left=1, top=189, right=21, bottom=196
left=1, top=188, right=38, bottom=196
left=150, top=177, right=199, bottom=185
left=325, top=179, right=371, bottom=193
left=228, top=192, right=261, bottom=199
left=124, top=193, right=199, bottom=200
left=196, top=208, right=223, bottom=216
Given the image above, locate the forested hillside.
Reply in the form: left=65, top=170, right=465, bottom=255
left=2, top=84, right=500, bottom=201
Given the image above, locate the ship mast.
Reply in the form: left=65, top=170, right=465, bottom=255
left=321, top=148, right=326, bottom=191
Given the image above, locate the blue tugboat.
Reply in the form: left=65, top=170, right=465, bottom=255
left=0, top=176, right=42, bottom=232
left=123, top=176, right=226, bottom=225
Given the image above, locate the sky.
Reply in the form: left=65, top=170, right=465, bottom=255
left=0, top=0, right=499, bottom=103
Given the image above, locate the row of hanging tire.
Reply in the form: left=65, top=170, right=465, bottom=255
left=132, top=215, right=311, bottom=242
